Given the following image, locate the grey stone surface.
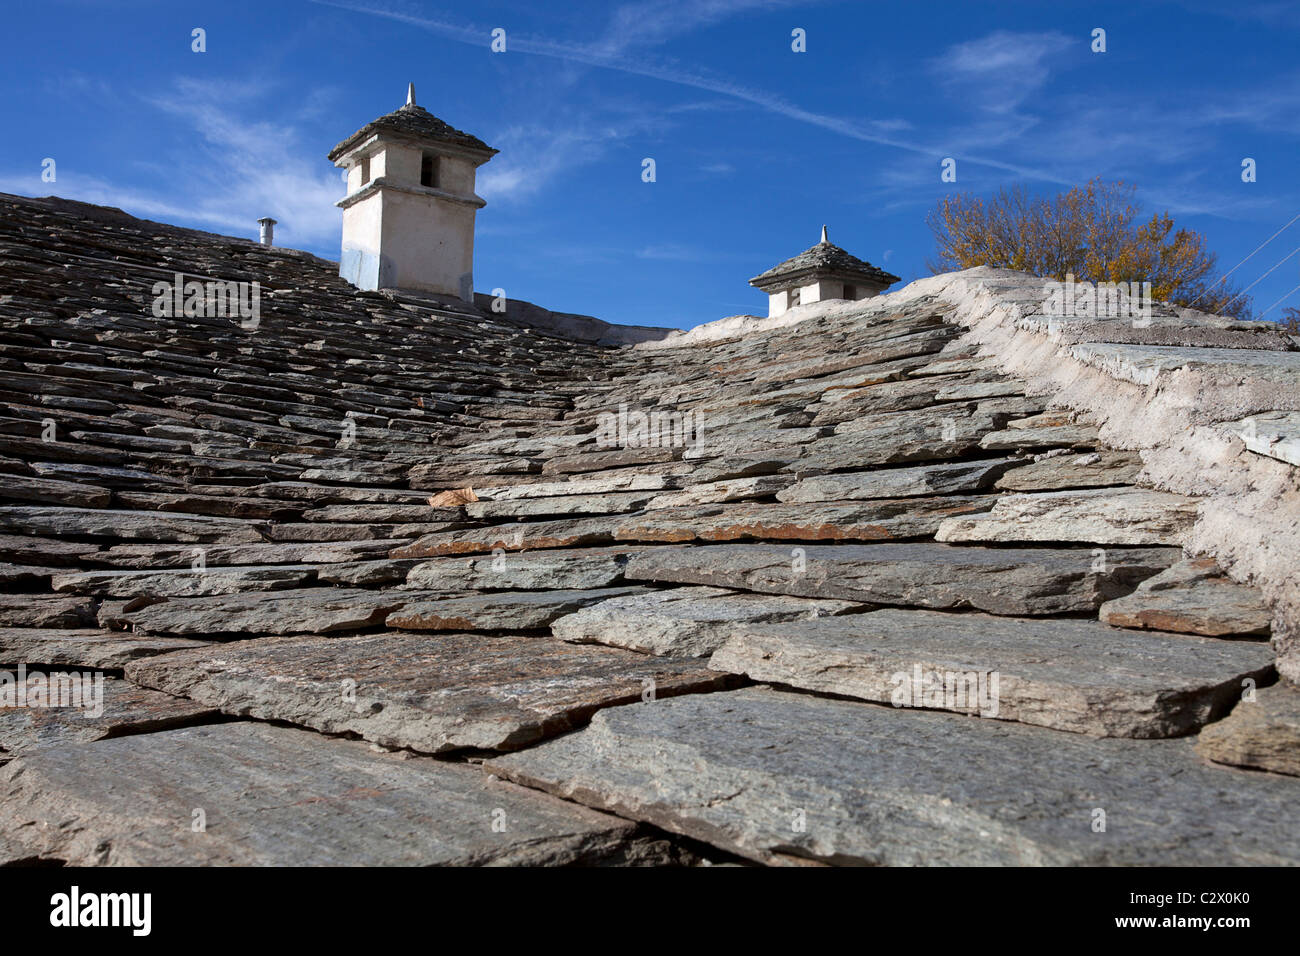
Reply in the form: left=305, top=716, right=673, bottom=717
left=126, top=631, right=735, bottom=753
left=1221, top=411, right=1300, bottom=467
left=0, top=506, right=267, bottom=543
left=477, top=474, right=677, bottom=500
left=3, top=195, right=1296, bottom=867
left=386, top=586, right=648, bottom=631
left=49, top=565, right=315, bottom=598
left=466, top=491, right=659, bottom=519
left=101, top=538, right=409, bottom=568
left=121, top=588, right=407, bottom=636
left=646, top=475, right=795, bottom=509
left=0, top=722, right=683, bottom=865
left=316, top=559, right=419, bottom=586
left=404, top=546, right=647, bottom=591
left=393, top=517, right=617, bottom=558
left=709, top=610, right=1274, bottom=737
left=626, top=542, right=1177, bottom=615
left=797, top=408, right=1002, bottom=472
left=0, top=677, right=215, bottom=757
left=1069, top=342, right=1300, bottom=388
left=0, top=594, right=94, bottom=628
left=994, top=451, right=1144, bottom=491
left=612, top=497, right=996, bottom=544
left=936, top=487, right=1199, bottom=546
left=0, top=564, right=55, bottom=587
left=1197, top=683, right=1300, bottom=777
left=553, top=586, right=866, bottom=657
left=979, top=423, right=1099, bottom=451
left=1099, top=558, right=1272, bottom=637
left=0, top=628, right=213, bottom=669
left=776, top=459, right=1014, bottom=502
left=487, top=687, right=1300, bottom=865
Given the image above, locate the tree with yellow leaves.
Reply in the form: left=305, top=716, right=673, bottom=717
left=927, top=179, right=1253, bottom=318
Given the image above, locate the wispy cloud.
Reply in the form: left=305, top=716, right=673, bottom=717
left=144, top=78, right=344, bottom=245
left=311, top=0, right=1077, bottom=185
left=479, top=122, right=647, bottom=202
left=3, top=76, right=345, bottom=248
left=932, top=30, right=1073, bottom=113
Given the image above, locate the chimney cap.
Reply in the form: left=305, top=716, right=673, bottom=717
left=258, top=216, right=277, bottom=225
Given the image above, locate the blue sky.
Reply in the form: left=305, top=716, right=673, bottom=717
left=2, top=0, right=1299, bottom=329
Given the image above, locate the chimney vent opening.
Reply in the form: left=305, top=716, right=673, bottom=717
left=421, top=153, right=440, bottom=189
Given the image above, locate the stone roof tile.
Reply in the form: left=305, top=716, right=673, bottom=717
left=750, top=228, right=901, bottom=290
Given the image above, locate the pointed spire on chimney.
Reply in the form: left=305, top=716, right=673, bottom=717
left=820, top=224, right=829, bottom=244
left=406, top=82, right=417, bottom=107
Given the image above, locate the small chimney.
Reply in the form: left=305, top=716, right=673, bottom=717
left=258, top=217, right=277, bottom=247
left=820, top=224, right=829, bottom=244
left=406, top=82, right=416, bottom=107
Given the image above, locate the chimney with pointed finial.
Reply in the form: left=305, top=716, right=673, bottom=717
left=328, top=83, right=497, bottom=298
left=749, top=224, right=900, bottom=317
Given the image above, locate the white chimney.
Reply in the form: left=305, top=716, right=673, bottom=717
left=258, top=217, right=277, bottom=247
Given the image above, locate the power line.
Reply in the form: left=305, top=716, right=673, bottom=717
left=1259, top=278, right=1300, bottom=319
left=1187, top=209, right=1300, bottom=308
left=1218, top=241, right=1300, bottom=311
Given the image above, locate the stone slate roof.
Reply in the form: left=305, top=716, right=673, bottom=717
left=328, top=103, right=496, bottom=162
left=0, top=191, right=1298, bottom=866
left=750, top=236, right=901, bottom=291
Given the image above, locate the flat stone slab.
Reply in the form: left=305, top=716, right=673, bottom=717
left=100, top=538, right=409, bottom=568
left=0, top=533, right=101, bottom=564
left=0, top=677, right=214, bottom=757
left=393, top=517, right=617, bottom=558
left=0, top=594, right=94, bottom=628
left=1069, top=342, right=1300, bottom=388
left=776, top=460, right=1013, bottom=503
left=0, top=722, right=680, bottom=865
left=553, top=586, right=866, bottom=657
left=477, top=474, right=677, bottom=500
left=0, top=564, right=55, bottom=586
left=316, top=559, right=419, bottom=586
left=936, top=487, right=1199, bottom=546
left=796, top=409, right=1000, bottom=472
left=386, top=587, right=648, bottom=631
left=1221, top=411, right=1300, bottom=467
left=645, top=475, right=795, bottom=509
left=125, top=632, right=735, bottom=753
left=1197, top=684, right=1300, bottom=777
left=466, top=491, right=659, bottom=519
left=0, top=628, right=213, bottom=669
left=612, top=497, right=996, bottom=544
left=626, top=542, right=1178, bottom=615
left=1099, top=558, right=1272, bottom=637
left=979, top=423, right=1099, bottom=451
left=487, top=687, right=1300, bottom=865
left=994, top=451, right=1144, bottom=491
left=709, top=610, right=1274, bottom=737
left=49, top=565, right=316, bottom=598
left=121, top=588, right=407, bottom=636
left=404, top=546, right=648, bottom=591
left=0, top=506, right=266, bottom=543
